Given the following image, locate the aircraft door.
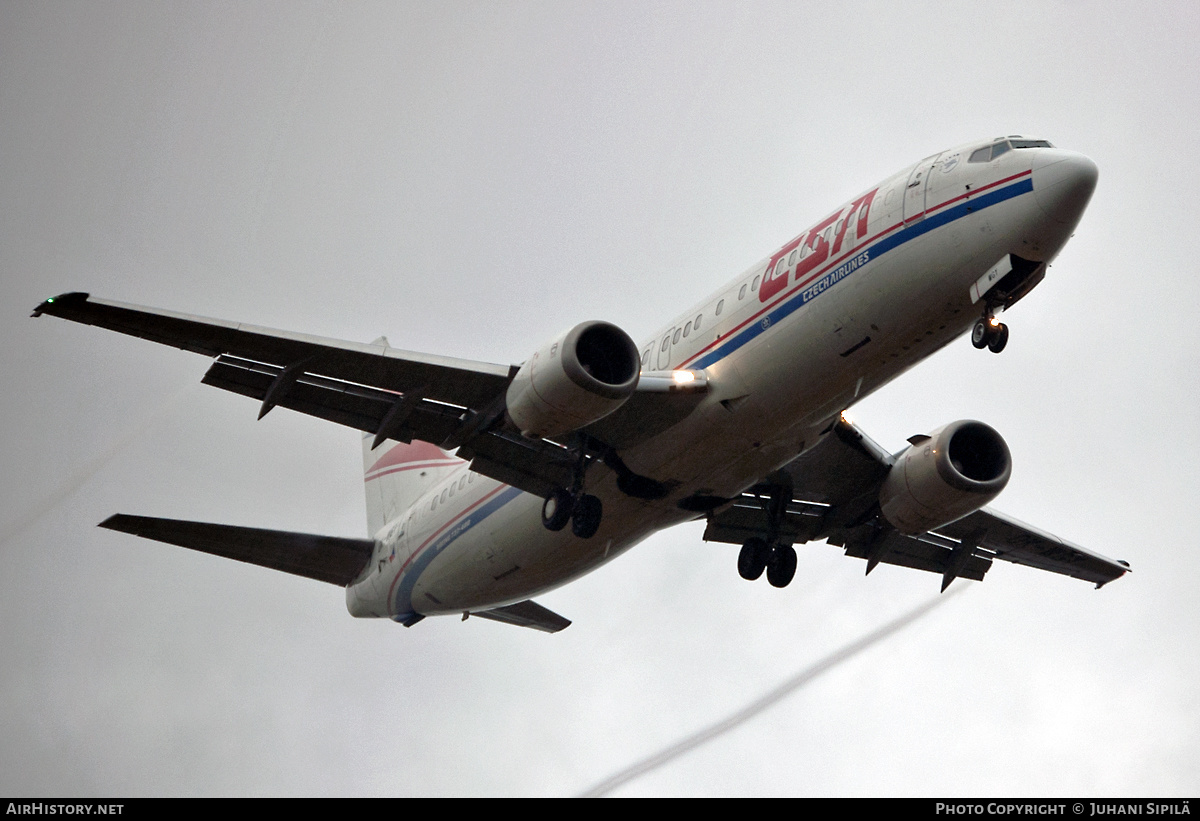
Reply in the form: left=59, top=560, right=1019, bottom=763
left=656, top=328, right=674, bottom=370
left=903, top=153, right=942, bottom=224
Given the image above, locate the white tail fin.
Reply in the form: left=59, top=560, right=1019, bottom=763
left=361, top=435, right=464, bottom=537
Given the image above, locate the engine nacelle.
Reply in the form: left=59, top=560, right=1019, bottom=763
left=505, top=321, right=641, bottom=439
left=879, top=420, right=1011, bottom=534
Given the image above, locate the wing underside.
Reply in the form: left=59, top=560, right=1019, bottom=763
left=703, top=417, right=1130, bottom=589
left=33, top=292, right=586, bottom=497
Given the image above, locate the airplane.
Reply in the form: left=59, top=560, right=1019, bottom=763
left=32, top=135, right=1130, bottom=633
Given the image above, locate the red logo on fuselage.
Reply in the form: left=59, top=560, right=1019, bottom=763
left=760, top=188, right=878, bottom=302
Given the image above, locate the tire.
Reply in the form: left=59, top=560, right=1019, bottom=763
left=542, top=489, right=573, bottom=532
left=971, top=318, right=990, bottom=349
left=738, top=538, right=769, bottom=581
left=987, top=323, right=1009, bottom=353
left=571, top=494, right=602, bottom=539
left=766, top=545, right=797, bottom=588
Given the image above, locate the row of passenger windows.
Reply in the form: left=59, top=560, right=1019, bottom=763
left=429, top=471, right=476, bottom=511
left=644, top=266, right=772, bottom=365
left=641, top=210, right=870, bottom=368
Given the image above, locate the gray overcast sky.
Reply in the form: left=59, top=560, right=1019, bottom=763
left=2, top=1, right=1196, bottom=797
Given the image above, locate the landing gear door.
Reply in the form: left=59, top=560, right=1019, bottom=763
left=903, top=153, right=942, bottom=224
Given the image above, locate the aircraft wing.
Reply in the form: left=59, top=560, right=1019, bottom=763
left=31, top=292, right=593, bottom=498
left=703, top=417, right=1130, bottom=589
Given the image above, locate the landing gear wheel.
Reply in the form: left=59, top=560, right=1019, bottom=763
left=766, top=544, right=798, bottom=588
left=987, top=323, right=1009, bottom=353
left=541, top=489, right=573, bottom=532
left=738, top=537, right=769, bottom=581
left=971, top=318, right=991, bottom=349
left=570, top=494, right=603, bottom=539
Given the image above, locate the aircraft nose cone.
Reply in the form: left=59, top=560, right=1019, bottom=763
left=1032, top=150, right=1099, bottom=225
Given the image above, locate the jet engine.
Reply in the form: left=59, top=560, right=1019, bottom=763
left=505, top=321, right=641, bottom=439
left=878, top=420, right=1011, bottom=534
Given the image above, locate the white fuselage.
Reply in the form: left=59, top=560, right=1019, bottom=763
left=347, top=139, right=1098, bottom=622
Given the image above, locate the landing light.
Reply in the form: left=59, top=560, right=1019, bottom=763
left=989, top=316, right=1001, bottom=327
left=672, top=370, right=695, bottom=384
left=841, top=410, right=853, bottom=425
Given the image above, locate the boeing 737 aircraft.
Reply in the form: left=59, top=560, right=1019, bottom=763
left=33, top=136, right=1129, bottom=632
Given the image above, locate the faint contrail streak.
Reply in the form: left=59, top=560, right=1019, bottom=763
left=0, top=383, right=197, bottom=547
left=579, top=586, right=965, bottom=797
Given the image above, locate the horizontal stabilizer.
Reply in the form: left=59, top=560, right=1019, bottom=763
left=472, top=600, right=571, bottom=633
left=100, top=514, right=374, bottom=586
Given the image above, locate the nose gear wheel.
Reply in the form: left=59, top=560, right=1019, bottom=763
left=972, top=316, right=1008, bottom=353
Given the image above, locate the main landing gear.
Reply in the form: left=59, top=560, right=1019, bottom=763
left=541, top=488, right=603, bottom=539
left=971, top=314, right=1009, bottom=354
left=736, top=478, right=798, bottom=588
left=738, top=538, right=798, bottom=588
left=540, top=436, right=603, bottom=539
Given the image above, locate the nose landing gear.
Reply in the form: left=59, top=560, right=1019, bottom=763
left=971, top=314, right=1009, bottom=354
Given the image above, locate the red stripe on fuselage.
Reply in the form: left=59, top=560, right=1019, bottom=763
left=674, top=169, right=1032, bottom=369
left=385, top=482, right=510, bottom=611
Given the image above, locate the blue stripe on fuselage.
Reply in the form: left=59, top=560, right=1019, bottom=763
left=689, top=176, right=1034, bottom=370
left=392, top=484, right=524, bottom=620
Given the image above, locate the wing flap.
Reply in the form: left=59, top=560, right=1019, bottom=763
left=203, top=355, right=576, bottom=499
left=100, top=514, right=374, bottom=586
left=202, top=354, right=464, bottom=445
left=835, top=530, right=993, bottom=582
left=702, top=496, right=829, bottom=546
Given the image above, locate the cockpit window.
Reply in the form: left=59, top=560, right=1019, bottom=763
left=969, top=141, right=1012, bottom=163
left=1010, top=139, right=1053, bottom=149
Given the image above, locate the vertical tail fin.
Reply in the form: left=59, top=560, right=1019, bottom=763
left=361, top=435, right=464, bottom=537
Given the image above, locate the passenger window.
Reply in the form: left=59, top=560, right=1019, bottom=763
left=661, top=336, right=670, bottom=352
left=739, top=284, right=747, bottom=300
left=440, top=489, right=448, bottom=504
left=716, top=299, right=724, bottom=316
left=752, top=275, right=760, bottom=291
left=459, top=476, right=466, bottom=490
left=694, top=314, right=702, bottom=331
left=672, top=328, right=682, bottom=344
left=683, top=321, right=692, bottom=337
left=641, top=349, right=651, bottom=368
left=788, top=250, right=797, bottom=266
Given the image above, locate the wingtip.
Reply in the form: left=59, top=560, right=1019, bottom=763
left=31, top=291, right=90, bottom=318
left=98, top=513, right=131, bottom=532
